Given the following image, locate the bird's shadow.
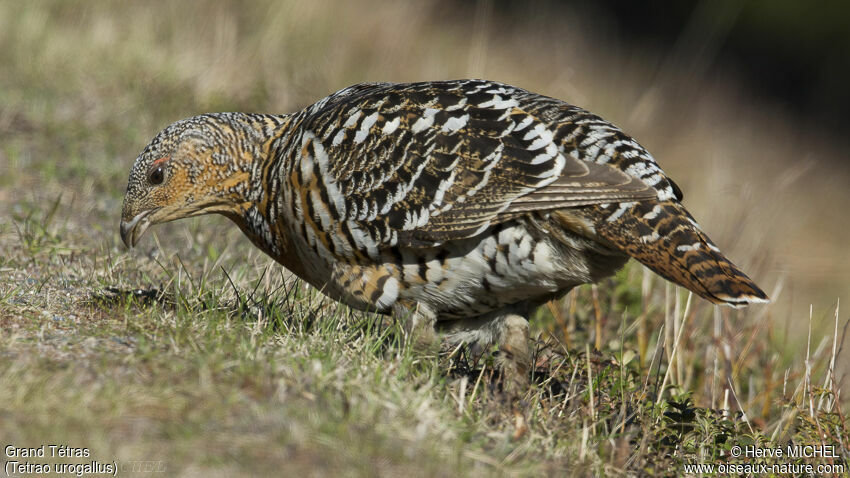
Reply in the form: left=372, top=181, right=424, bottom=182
left=87, top=286, right=174, bottom=309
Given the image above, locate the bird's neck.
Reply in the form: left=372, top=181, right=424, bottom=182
left=220, top=113, right=305, bottom=271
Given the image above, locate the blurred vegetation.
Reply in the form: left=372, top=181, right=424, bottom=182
left=0, top=1, right=847, bottom=476
left=735, top=0, right=850, bottom=122
left=570, top=0, right=850, bottom=136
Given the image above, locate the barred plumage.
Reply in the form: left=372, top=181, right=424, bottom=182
left=121, top=79, right=768, bottom=393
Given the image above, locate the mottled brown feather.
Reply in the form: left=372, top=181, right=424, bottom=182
left=574, top=201, right=768, bottom=306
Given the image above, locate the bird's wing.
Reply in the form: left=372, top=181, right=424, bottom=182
left=291, top=80, right=656, bottom=257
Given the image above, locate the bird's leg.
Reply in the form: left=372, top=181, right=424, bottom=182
left=438, top=306, right=531, bottom=397
left=495, top=313, right=531, bottom=397
left=392, top=300, right=438, bottom=353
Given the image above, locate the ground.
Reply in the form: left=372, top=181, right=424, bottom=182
left=0, top=2, right=847, bottom=476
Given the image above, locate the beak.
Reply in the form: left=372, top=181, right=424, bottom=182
left=120, top=209, right=158, bottom=248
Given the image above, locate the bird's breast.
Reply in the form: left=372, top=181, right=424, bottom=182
left=316, top=220, right=624, bottom=319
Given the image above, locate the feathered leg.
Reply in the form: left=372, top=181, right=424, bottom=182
left=495, top=313, right=531, bottom=396
left=439, top=306, right=531, bottom=397
left=392, top=300, right=439, bottom=353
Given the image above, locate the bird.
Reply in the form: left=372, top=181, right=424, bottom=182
left=120, top=79, right=768, bottom=394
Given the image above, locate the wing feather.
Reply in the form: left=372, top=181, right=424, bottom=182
left=294, top=80, right=657, bottom=255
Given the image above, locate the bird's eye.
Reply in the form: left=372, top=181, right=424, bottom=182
left=148, top=166, right=165, bottom=185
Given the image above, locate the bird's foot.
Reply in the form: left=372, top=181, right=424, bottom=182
left=393, top=301, right=439, bottom=354
left=495, top=313, right=531, bottom=400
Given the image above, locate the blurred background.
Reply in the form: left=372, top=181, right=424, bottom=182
left=0, top=1, right=848, bottom=472
left=2, top=0, right=847, bottom=319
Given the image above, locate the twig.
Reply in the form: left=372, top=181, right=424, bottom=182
left=656, top=292, right=693, bottom=406
left=586, top=343, right=595, bottom=422
left=727, top=378, right=754, bottom=435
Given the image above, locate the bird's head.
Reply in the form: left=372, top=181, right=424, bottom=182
left=120, top=113, right=264, bottom=248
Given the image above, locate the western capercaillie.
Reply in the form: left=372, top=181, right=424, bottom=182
left=121, top=80, right=768, bottom=393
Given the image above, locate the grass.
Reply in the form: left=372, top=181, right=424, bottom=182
left=0, top=1, right=848, bottom=476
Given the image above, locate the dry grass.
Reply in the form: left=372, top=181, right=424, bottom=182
left=0, top=1, right=847, bottom=476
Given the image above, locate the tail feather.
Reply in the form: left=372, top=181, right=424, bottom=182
left=587, top=201, right=769, bottom=307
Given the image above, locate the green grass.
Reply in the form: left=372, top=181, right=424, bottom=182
left=1, top=230, right=845, bottom=475
left=0, top=1, right=848, bottom=476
